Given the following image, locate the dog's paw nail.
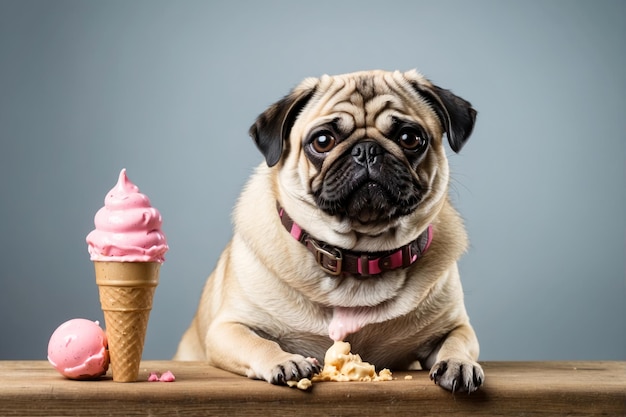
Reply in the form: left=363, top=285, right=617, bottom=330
left=430, top=359, right=483, bottom=393
left=473, top=372, right=483, bottom=388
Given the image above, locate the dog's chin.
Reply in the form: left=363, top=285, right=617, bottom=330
left=318, top=181, right=420, bottom=230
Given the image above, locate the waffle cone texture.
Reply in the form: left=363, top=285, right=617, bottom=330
left=94, top=261, right=160, bottom=382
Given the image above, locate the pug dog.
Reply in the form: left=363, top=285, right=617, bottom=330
left=174, top=69, right=483, bottom=393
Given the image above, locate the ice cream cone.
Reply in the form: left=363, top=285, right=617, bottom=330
left=94, top=261, right=160, bottom=382
left=87, top=169, right=168, bottom=381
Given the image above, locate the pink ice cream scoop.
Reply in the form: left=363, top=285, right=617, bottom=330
left=86, top=168, right=168, bottom=263
left=47, top=318, right=110, bottom=379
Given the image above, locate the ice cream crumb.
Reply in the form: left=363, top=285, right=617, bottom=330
left=147, top=371, right=175, bottom=382
left=287, top=378, right=312, bottom=390
left=159, top=370, right=175, bottom=382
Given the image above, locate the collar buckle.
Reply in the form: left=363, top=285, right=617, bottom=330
left=307, top=238, right=343, bottom=276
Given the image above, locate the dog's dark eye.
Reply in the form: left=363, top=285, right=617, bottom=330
left=311, top=133, right=337, bottom=153
left=397, top=129, right=428, bottom=152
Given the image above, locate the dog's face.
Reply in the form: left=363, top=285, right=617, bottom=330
left=250, top=70, right=476, bottom=248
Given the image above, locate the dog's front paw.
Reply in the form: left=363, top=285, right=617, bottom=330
left=429, top=358, right=484, bottom=393
left=266, top=356, right=321, bottom=385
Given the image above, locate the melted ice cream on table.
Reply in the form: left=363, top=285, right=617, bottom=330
left=288, top=341, right=393, bottom=389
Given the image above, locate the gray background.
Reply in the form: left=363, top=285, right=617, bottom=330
left=1, top=0, right=624, bottom=361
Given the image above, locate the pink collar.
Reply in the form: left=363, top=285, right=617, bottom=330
left=277, top=204, right=433, bottom=277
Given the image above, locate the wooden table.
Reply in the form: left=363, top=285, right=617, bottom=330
left=1, top=361, right=624, bottom=416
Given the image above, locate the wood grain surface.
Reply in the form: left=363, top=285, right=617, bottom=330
left=1, top=361, right=624, bottom=416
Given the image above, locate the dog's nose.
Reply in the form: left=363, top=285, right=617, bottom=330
left=352, top=141, right=383, bottom=168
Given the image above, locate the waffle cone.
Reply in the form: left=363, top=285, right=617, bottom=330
left=94, top=261, right=160, bottom=382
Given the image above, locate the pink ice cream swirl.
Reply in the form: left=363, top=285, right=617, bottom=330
left=86, top=169, right=168, bottom=263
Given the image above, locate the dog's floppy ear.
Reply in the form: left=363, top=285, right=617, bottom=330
left=411, top=82, right=477, bottom=153
left=249, top=85, right=317, bottom=167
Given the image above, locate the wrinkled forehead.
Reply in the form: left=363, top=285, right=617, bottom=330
left=300, top=71, right=439, bottom=135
